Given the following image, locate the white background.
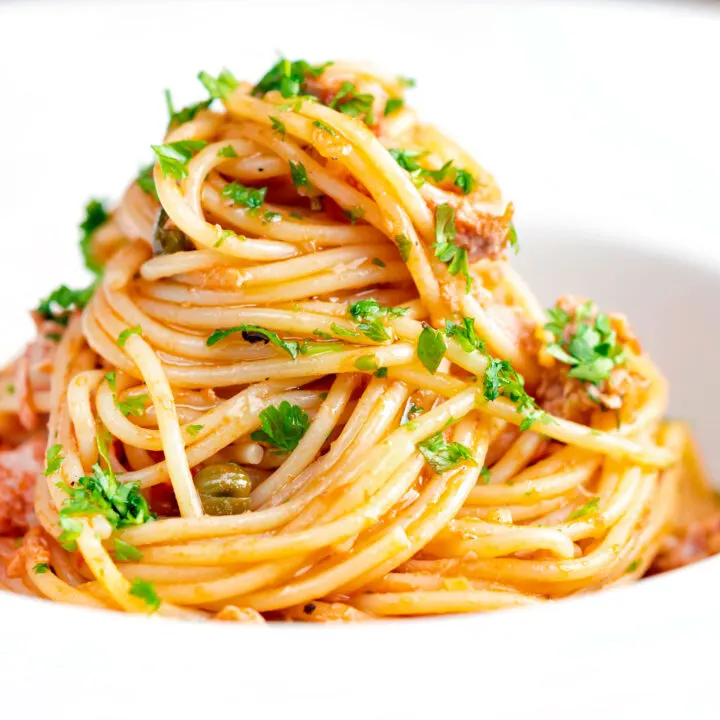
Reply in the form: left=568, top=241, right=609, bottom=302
left=0, top=1, right=719, bottom=718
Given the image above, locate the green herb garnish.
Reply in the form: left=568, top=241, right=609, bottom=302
left=417, top=325, right=447, bottom=374
left=418, top=433, right=474, bottom=473
left=198, top=68, right=239, bottom=99
left=79, top=199, right=108, bottom=275
left=222, top=181, right=267, bottom=209
left=206, top=325, right=299, bottom=359
left=43, top=444, right=64, bottom=476
left=251, top=401, right=310, bottom=453
left=151, top=140, right=207, bottom=180
left=129, top=578, right=161, bottom=612
left=117, top=326, right=142, bottom=348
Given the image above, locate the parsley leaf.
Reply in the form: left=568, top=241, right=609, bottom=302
left=508, top=222, right=519, bottom=253
left=354, top=355, right=378, bottom=371
left=187, top=424, right=203, bottom=437
left=136, top=163, right=158, bottom=200
left=568, top=497, right=600, bottom=520
left=33, top=563, right=50, bottom=574
left=151, top=140, right=207, bottom=180
left=395, top=234, right=412, bottom=262
left=43, top=444, right=64, bottom=476
left=269, top=116, right=286, bottom=138
left=330, top=81, right=375, bottom=124
left=197, top=68, right=239, bottom=99
left=453, top=169, right=475, bottom=195
left=375, top=367, right=388, bottom=378
left=117, top=394, right=148, bottom=418
left=130, top=578, right=161, bottom=612
left=433, top=203, right=471, bottom=290
left=483, top=358, right=546, bottom=431
left=418, top=433, right=474, bottom=473
left=164, top=89, right=212, bottom=127
left=117, top=326, right=142, bottom=348
left=443, top=317, right=486, bottom=354
left=58, top=440, right=153, bottom=532
left=37, top=284, right=95, bottom=326
left=58, top=517, right=83, bottom=552
left=222, top=182, right=267, bottom=209
left=206, top=325, right=299, bottom=359
left=349, top=299, right=407, bottom=322
left=218, top=144, right=238, bottom=159
left=372, top=257, right=386, bottom=267
left=289, top=160, right=311, bottom=190
left=417, top=325, right=447, bottom=374
left=253, top=58, right=331, bottom=98
left=114, top=538, right=143, bottom=562
left=343, top=206, right=365, bottom=224
left=330, top=322, right=360, bottom=339
left=384, top=97, right=404, bottom=116
left=251, top=401, right=310, bottom=453
left=79, top=199, right=108, bottom=275
left=544, top=302, right=626, bottom=386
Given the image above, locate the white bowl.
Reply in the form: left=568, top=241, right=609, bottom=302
left=1, top=2, right=719, bottom=718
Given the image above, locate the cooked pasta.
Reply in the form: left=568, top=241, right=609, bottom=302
left=0, top=59, right=716, bottom=622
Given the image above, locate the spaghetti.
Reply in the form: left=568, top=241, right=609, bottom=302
left=0, top=59, right=715, bottom=621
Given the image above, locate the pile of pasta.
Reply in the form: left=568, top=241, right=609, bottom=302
left=0, top=60, right=713, bottom=622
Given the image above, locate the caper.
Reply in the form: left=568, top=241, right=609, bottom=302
left=152, top=208, right=191, bottom=256
left=193, top=463, right=252, bottom=516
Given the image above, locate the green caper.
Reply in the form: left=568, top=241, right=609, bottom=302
left=152, top=208, right=191, bottom=256
left=193, top=463, right=252, bottom=516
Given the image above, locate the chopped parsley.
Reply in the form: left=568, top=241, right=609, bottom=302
left=329, top=81, right=375, bottom=124
left=398, top=76, right=416, bottom=88
left=375, top=367, right=388, bottom=378
left=114, top=538, right=143, bottom=562
left=330, top=322, right=360, bottom=339
left=479, top=466, right=491, bottom=484
left=483, top=358, right=546, bottom=431
left=545, top=302, right=626, bottom=385
left=206, top=325, right=299, bottom=359
left=222, top=181, right=267, bottom=209
left=418, top=433, right=474, bottom=473
left=37, top=284, right=95, bottom=326
left=130, top=578, right=161, bottom=612
left=117, top=394, right=148, bottom=418
left=269, top=116, right=286, bottom=138
left=79, top=199, right=108, bottom=275
left=354, top=355, right=378, bottom=371
left=395, top=234, right=412, bottom=262
left=568, top=497, right=600, bottom=520
left=57, top=517, right=84, bottom=552
left=507, top=222, right=519, bottom=253
left=151, top=140, right=207, bottom=180
left=117, top=326, right=142, bottom=348
left=384, top=97, right=404, bottom=116
left=372, top=257, right=386, bottom=267
left=453, top=169, right=475, bottom=194
left=218, top=144, right=238, bottom=159
left=401, top=401, right=423, bottom=425
left=433, top=204, right=471, bottom=291
left=349, top=299, right=407, bottom=322
left=33, top=563, right=50, bottom=574
left=43, top=444, right=64, bottom=476
left=164, top=88, right=212, bottom=127
left=197, top=68, right=239, bottom=99
left=443, top=317, right=486, bottom=354
left=57, top=435, right=153, bottom=543
left=253, top=58, right=331, bottom=98
left=625, top=560, right=639, bottom=574
left=136, top=163, right=158, bottom=200
left=251, top=401, right=310, bottom=453
left=313, top=120, right=337, bottom=136
left=389, top=150, right=474, bottom=194
left=289, top=161, right=311, bottom=190
left=343, top=206, right=365, bottom=224
left=417, top=325, right=447, bottom=374
left=186, top=424, right=204, bottom=437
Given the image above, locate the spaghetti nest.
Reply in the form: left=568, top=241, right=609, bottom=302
left=0, top=59, right=707, bottom=621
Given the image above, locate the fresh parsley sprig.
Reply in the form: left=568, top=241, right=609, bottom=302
left=79, top=199, right=108, bottom=275
left=37, top=284, right=95, bottom=326
left=433, top=204, right=471, bottom=291
left=222, top=182, right=267, bottom=209
left=151, top=140, right=207, bottom=180
left=330, top=81, right=375, bottom=124
left=198, top=68, right=239, bottom=99
left=251, top=401, right=310, bottom=454
left=545, top=301, right=626, bottom=385
left=418, top=433, right=474, bottom=473
left=206, top=324, right=299, bottom=359
left=253, top=58, right=331, bottom=98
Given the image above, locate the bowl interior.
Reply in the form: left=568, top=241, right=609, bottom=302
left=517, top=227, right=720, bottom=484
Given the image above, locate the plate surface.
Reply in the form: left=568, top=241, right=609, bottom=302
left=0, top=1, right=719, bottom=718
